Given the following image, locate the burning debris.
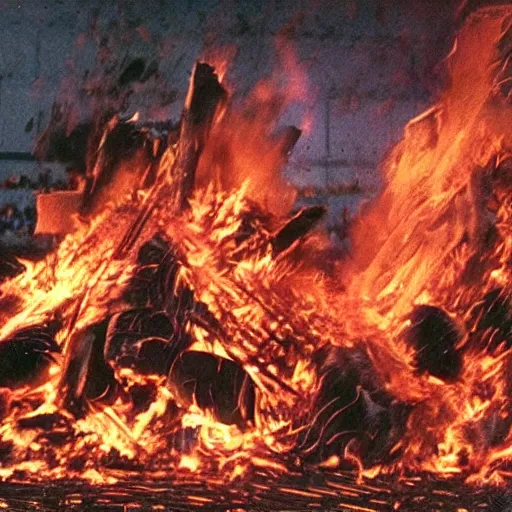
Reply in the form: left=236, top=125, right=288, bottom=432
left=0, top=5, right=511, bottom=510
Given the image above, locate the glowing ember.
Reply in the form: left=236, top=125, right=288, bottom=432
left=0, top=6, right=511, bottom=505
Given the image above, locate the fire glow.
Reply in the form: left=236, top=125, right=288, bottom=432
left=0, top=5, right=511, bottom=505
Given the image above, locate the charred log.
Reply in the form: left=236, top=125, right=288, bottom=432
left=58, top=319, right=118, bottom=416
left=168, top=351, right=256, bottom=427
left=403, top=305, right=463, bottom=381
left=80, top=120, right=151, bottom=214
left=114, top=62, right=227, bottom=259
left=468, top=288, right=512, bottom=353
left=129, top=383, right=158, bottom=415
left=123, top=235, right=171, bottom=308
left=17, top=412, right=70, bottom=432
left=105, top=308, right=189, bottom=376
left=277, top=125, right=302, bottom=158
left=137, top=234, right=170, bottom=267
left=300, top=346, right=400, bottom=466
left=105, top=309, right=171, bottom=365
left=0, top=254, right=25, bottom=284
left=0, top=324, right=60, bottom=389
left=124, top=235, right=193, bottom=315
left=169, top=62, right=228, bottom=211
left=271, top=205, right=326, bottom=256
left=81, top=320, right=118, bottom=402
left=114, top=235, right=199, bottom=377
left=154, top=248, right=191, bottom=312
left=0, top=389, right=12, bottom=421
left=57, top=328, right=92, bottom=415
left=299, top=362, right=368, bottom=463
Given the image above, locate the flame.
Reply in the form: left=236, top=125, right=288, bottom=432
left=341, top=7, right=512, bottom=483
left=195, top=39, right=310, bottom=217
left=0, top=6, right=511, bottom=498
left=0, top=41, right=324, bottom=487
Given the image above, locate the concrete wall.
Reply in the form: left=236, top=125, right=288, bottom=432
left=0, top=0, right=463, bottom=223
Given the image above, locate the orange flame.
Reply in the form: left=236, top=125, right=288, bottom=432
left=0, top=7, right=511, bottom=495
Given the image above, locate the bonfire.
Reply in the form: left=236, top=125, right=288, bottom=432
left=0, top=6, right=511, bottom=511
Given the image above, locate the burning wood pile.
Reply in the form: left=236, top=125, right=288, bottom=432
left=0, top=6, right=511, bottom=511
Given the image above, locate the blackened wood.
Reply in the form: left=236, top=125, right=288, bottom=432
left=271, top=205, right=326, bottom=256
left=58, top=319, right=118, bottom=417
left=80, top=119, right=148, bottom=215
left=122, top=235, right=171, bottom=308
left=114, top=62, right=226, bottom=260
left=403, top=305, right=463, bottom=382
left=169, top=62, right=227, bottom=211
left=0, top=254, right=25, bottom=284
left=57, top=327, right=96, bottom=416
left=278, top=125, right=302, bottom=158
left=302, top=345, right=404, bottom=467
left=468, top=288, right=512, bottom=353
left=168, top=350, right=255, bottom=426
left=0, top=324, right=60, bottom=389
left=104, top=308, right=176, bottom=374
